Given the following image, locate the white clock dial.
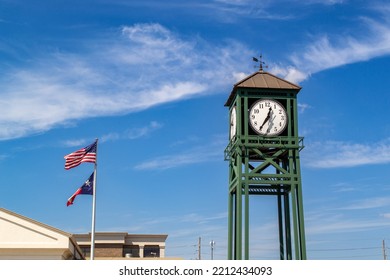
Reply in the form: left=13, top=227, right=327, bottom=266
left=230, top=107, right=237, bottom=139
left=249, top=99, right=287, bottom=136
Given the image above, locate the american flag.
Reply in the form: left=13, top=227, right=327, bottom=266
left=64, top=140, right=97, bottom=170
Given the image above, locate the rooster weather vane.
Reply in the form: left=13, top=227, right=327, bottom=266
left=252, top=54, right=268, bottom=72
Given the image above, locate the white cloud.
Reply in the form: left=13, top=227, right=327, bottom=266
left=223, top=4, right=293, bottom=21
left=305, top=211, right=390, bottom=235
left=338, top=197, right=390, bottom=210
left=62, top=121, right=163, bottom=145
left=209, top=0, right=345, bottom=22
left=303, top=139, right=390, bottom=168
left=0, top=154, right=8, bottom=161
left=101, top=121, right=163, bottom=142
left=134, top=136, right=224, bottom=170
left=300, top=0, right=345, bottom=5
left=134, top=148, right=220, bottom=170
left=0, top=23, right=251, bottom=141
left=272, top=12, right=390, bottom=83
left=307, top=216, right=390, bottom=235
left=298, top=103, right=311, bottom=113
left=62, top=139, right=90, bottom=148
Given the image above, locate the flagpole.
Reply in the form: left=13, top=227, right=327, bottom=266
left=90, top=139, right=98, bottom=260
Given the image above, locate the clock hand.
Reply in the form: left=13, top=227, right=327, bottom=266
left=266, top=115, right=277, bottom=133
left=260, top=108, right=272, bottom=130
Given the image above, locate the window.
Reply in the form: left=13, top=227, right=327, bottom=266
left=144, top=245, right=160, bottom=258
left=123, top=245, right=140, bottom=258
left=80, top=246, right=90, bottom=258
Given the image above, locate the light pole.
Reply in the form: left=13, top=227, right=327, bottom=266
left=210, top=240, right=215, bottom=260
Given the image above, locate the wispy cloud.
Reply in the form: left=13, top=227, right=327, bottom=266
left=272, top=8, right=390, bottom=83
left=308, top=216, right=390, bottom=235
left=298, top=103, right=311, bottom=113
left=338, top=197, right=390, bottom=211
left=60, top=121, right=163, bottom=147
left=303, top=139, right=390, bottom=168
left=210, top=0, right=295, bottom=21
left=210, top=0, right=345, bottom=22
left=306, top=211, right=390, bottom=235
left=142, top=212, right=227, bottom=227
left=134, top=135, right=224, bottom=170
left=134, top=145, right=221, bottom=170
left=299, top=0, right=345, bottom=5
left=332, top=183, right=357, bottom=193
left=0, top=154, right=8, bottom=161
left=101, top=121, right=163, bottom=142
left=61, top=139, right=90, bottom=148
left=0, top=23, right=250, bottom=141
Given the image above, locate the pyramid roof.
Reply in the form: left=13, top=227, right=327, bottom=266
left=225, top=71, right=301, bottom=107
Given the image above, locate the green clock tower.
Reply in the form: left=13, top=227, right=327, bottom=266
left=224, top=64, right=307, bottom=260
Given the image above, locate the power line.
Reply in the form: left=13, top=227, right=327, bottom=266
left=309, top=246, right=380, bottom=252
left=322, top=254, right=382, bottom=260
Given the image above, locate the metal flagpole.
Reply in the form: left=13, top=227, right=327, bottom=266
left=90, top=139, right=98, bottom=260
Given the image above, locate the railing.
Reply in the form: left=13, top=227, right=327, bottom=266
left=225, top=135, right=304, bottom=160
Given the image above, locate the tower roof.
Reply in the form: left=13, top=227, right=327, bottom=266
left=224, top=71, right=301, bottom=107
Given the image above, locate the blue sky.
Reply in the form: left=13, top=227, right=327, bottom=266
left=1, top=0, right=390, bottom=260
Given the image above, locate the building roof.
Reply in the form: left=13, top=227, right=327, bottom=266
left=224, top=70, right=301, bottom=107
left=0, top=208, right=72, bottom=237
left=0, top=208, right=84, bottom=259
left=73, top=232, right=168, bottom=245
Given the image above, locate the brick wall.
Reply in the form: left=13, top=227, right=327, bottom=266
left=94, top=244, right=123, bottom=258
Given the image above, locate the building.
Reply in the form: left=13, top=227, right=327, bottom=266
left=73, top=232, right=168, bottom=259
left=0, top=208, right=84, bottom=260
left=0, top=208, right=169, bottom=260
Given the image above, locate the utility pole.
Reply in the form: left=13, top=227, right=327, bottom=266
left=383, top=239, right=387, bottom=260
left=198, top=237, right=201, bottom=260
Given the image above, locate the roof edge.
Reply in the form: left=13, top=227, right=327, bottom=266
left=234, top=70, right=301, bottom=89
left=0, top=207, right=72, bottom=238
left=225, top=70, right=301, bottom=107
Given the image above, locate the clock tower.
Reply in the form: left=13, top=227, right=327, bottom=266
left=225, top=65, right=306, bottom=260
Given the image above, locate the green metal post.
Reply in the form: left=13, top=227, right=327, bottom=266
left=295, top=153, right=307, bottom=259
left=228, top=191, right=233, bottom=259
left=243, top=96, right=250, bottom=260
left=293, top=97, right=307, bottom=260
left=277, top=193, right=284, bottom=259
left=284, top=191, right=292, bottom=259
left=244, top=160, right=249, bottom=259
left=290, top=182, right=300, bottom=260
left=235, top=146, right=243, bottom=260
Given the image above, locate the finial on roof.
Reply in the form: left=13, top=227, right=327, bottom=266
left=252, top=54, right=268, bottom=72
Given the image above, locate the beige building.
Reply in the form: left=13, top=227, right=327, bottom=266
left=0, top=208, right=84, bottom=260
left=74, top=232, right=168, bottom=259
left=0, top=208, right=169, bottom=260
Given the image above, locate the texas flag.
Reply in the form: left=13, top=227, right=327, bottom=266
left=67, top=172, right=94, bottom=206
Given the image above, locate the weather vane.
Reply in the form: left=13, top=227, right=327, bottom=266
left=252, top=54, right=268, bottom=72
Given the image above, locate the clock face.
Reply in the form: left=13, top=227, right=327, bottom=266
left=249, top=99, right=288, bottom=136
left=230, top=106, right=237, bottom=139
